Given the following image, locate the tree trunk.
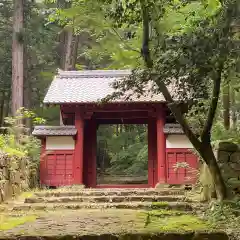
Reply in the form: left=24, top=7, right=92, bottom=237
left=5, top=91, right=11, bottom=119
left=231, top=87, right=237, bottom=128
left=57, top=0, right=79, bottom=71
left=0, top=90, right=5, bottom=127
left=222, top=82, right=230, bottom=130
left=158, top=81, right=228, bottom=200
left=63, top=28, right=74, bottom=70
left=71, top=35, right=79, bottom=70
left=12, top=0, right=24, bottom=116
left=62, top=29, right=79, bottom=70
left=23, top=39, right=32, bottom=133
left=200, top=145, right=227, bottom=201
left=57, top=30, right=67, bottom=69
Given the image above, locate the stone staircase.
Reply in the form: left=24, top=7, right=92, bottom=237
left=11, top=188, right=196, bottom=212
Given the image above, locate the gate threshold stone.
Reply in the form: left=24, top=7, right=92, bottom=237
left=0, top=232, right=229, bottom=240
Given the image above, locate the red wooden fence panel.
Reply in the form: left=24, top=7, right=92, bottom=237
left=166, top=148, right=198, bottom=185
left=40, top=150, right=74, bottom=187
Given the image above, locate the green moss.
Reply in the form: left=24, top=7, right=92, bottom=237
left=151, top=202, right=169, bottom=207
left=19, top=191, right=34, bottom=199
left=147, top=209, right=184, bottom=217
left=145, top=215, right=211, bottom=232
left=0, top=215, right=36, bottom=231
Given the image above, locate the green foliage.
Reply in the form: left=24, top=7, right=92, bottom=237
left=212, top=121, right=240, bottom=145
left=97, top=124, right=148, bottom=177
left=0, top=108, right=42, bottom=187
left=44, top=0, right=143, bottom=69
left=206, top=200, right=240, bottom=228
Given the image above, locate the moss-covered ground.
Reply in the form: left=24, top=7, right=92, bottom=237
left=0, top=214, right=36, bottom=231
left=0, top=208, right=214, bottom=237
left=141, top=212, right=211, bottom=232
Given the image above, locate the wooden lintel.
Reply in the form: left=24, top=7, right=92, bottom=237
left=96, top=118, right=149, bottom=125
left=84, top=111, right=94, bottom=120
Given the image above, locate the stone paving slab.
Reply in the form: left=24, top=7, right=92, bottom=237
left=34, top=188, right=185, bottom=198
left=11, top=201, right=193, bottom=211
left=24, top=195, right=190, bottom=204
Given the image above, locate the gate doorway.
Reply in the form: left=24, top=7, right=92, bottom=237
left=96, top=124, right=148, bottom=186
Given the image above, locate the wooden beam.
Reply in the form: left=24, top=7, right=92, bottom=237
left=96, top=119, right=149, bottom=124
left=61, top=102, right=165, bottom=113
left=92, top=111, right=150, bottom=119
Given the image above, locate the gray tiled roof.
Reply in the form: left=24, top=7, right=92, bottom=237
left=43, top=70, right=167, bottom=104
left=32, top=125, right=77, bottom=136
left=163, top=124, right=184, bottom=134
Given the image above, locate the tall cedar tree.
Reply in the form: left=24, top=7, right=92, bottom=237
left=12, top=0, right=24, bottom=116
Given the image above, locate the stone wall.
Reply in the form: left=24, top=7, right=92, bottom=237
left=217, top=142, right=240, bottom=193
left=0, top=152, right=30, bottom=202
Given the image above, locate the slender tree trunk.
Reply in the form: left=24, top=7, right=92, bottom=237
left=231, top=87, right=237, bottom=128
left=23, top=37, right=32, bottom=133
left=5, top=91, right=11, bottom=118
left=222, top=82, right=230, bottom=130
left=57, top=0, right=79, bottom=71
left=63, top=28, right=74, bottom=70
left=23, top=71, right=32, bottom=133
left=0, top=90, right=5, bottom=126
left=57, top=30, right=67, bottom=69
left=12, top=0, right=24, bottom=116
left=62, top=29, right=79, bottom=70
left=71, top=35, right=80, bottom=69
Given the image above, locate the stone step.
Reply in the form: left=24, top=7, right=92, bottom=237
left=34, top=188, right=185, bottom=198
left=25, top=195, right=189, bottom=204
left=12, top=201, right=193, bottom=211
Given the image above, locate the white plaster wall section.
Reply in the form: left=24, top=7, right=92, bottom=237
left=166, top=135, right=193, bottom=149
left=46, top=136, right=75, bottom=150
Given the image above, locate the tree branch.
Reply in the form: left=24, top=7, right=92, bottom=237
left=201, top=62, right=224, bottom=143
left=156, top=80, right=202, bottom=152
left=111, top=28, right=141, bottom=54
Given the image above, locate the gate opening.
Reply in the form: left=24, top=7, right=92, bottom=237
left=96, top=124, right=148, bottom=185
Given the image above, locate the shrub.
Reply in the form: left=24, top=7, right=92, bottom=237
left=0, top=108, right=45, bottom=188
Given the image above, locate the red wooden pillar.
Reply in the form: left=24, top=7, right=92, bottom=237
left=156, top=106, right=166, bottom=184
left=74, top=109, right=84, bottom=185
left=40, top=138, right=46, bottom=186
left=148, top=118, right=156, bottom=187
left=85, top=119, right=97, bottom=188
left=90, top=119, right=97, bottom=187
